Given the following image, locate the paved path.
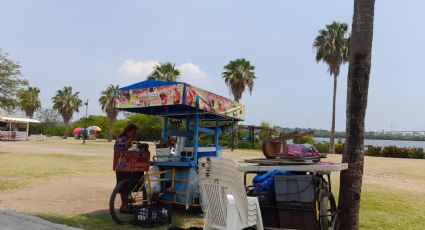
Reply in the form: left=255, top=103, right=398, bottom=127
left=0, top=208, right=82, bottom=230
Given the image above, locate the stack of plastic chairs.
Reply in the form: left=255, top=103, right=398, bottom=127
left=198, top=157, right=264, bottom=230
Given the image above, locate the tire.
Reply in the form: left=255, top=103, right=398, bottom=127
left=109, top=178, right=147, bottom=225
left=320, top=190, right=337, bottom=230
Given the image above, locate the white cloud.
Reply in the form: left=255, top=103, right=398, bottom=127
left=117, top=59, right=209, bottom=86
left=117, top=59, right=159, bottom=77
left=178, top=62, right=208, bottom=83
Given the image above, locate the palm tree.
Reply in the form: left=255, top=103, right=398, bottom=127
left=52, top=86, right=82, bottom=139
left=222, top=58, right=256, bottom=102
left=338, top=1, right=375, bottom=229
left=313, top=21, right=350, bottom=154
left=147, top=62, right=180, bottom=82
left=18, top=86, right=41, bottom=118
left=99, top=84, right=119, bottom=142
left=222, top=58, right=256, bottom=150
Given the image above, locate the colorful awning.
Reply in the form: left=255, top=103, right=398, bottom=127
left=115, top=80, right=244, bottom=121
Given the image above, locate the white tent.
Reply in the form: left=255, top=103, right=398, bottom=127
left=0, top=116, right=40, bottom=141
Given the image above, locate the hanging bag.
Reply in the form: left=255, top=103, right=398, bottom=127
left=113, top=151, right=131, bottom=171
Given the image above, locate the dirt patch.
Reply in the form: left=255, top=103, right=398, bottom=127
left=363, top=172, right=425, bottom=194
left=0, top=176, right=115, bottom=215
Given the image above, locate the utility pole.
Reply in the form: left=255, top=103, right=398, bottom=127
left=83, top=100, right=89, bottom=144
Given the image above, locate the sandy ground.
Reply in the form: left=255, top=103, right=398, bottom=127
left=0, top=137, right=424, bottom=215
left=0, top=176, right=113, bottom=215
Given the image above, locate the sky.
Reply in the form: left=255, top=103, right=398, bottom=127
left=1, top=0, right=425, bottom=131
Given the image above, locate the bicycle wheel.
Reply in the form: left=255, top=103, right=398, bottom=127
left=109, top=178, right=148, bottom=225
left=320, top=190, right=337, bottom=230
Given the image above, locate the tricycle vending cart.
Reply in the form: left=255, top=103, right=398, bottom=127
left=109, top=80, right=244, bottom=224
left=239, top=132, right=348, bottom=230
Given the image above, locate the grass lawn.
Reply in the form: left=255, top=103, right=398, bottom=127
left=0, top=153, right=110, bottom=192
left=36, top=186, right=425, bottom=230
left=359, top=185, right=425, bottom=229
left=1, top=138, right=424, bottom=229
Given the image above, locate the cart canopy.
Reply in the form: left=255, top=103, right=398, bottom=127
left=115, top=80, right=244, bottom=121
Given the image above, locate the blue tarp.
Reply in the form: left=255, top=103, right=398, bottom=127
left=120, top=80, right=181, bottom=91
left=252, top=170, right=294, bottom=193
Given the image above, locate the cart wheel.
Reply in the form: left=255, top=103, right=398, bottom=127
left=109, top=178, right=148, bottom=225
left=320, top=190, right=337, bottom=230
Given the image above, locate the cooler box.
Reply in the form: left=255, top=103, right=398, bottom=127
left=278, top=209, right=317, bottom=230
left=274, top=174, right=315, bottom=208
left=156, top=148, right=171, bottom=162
left=274, top=174, right=318, bottom=230
left=180, top=147, right=217, bottom=159
left=255, top=192, right=279, bottom=228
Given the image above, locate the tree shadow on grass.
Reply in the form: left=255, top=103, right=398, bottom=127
left=37, top=206, right=204, bottom=230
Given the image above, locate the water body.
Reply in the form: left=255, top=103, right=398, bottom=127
left=313, top=137, right=425, bottom=148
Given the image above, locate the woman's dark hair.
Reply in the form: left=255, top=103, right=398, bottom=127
left=119, top=124, right=138, bottom=138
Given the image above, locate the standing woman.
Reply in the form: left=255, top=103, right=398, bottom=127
left=114, top=124, right=144, bottom=212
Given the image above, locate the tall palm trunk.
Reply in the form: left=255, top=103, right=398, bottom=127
left=108, top=120, right=114, bottom=142
left=338, top=0, right=375, bottom=229
left=25, top=110, right=34, bottom=119
left=231, top=121, right=238, bottom=151
left=329, top=76, right=337, bottom=154
left=108, top=125, right=113, bottom=142
left=63, top=122, right=69, bottom=139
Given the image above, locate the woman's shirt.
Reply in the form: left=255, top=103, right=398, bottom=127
left=114, top=136, right=128, bottom=151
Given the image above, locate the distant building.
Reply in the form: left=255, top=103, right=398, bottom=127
left=0, top=115, right=40, bottom=141
left=372, top=130, right=425, bottom=137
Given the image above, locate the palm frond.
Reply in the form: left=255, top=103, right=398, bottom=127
left=147, top=62, right=180, bottom=82
left=222, top=58, right=256, bottom=102
left=51, top=86, right=82, bottom=124
left=313, top=21, right=350, bottom=77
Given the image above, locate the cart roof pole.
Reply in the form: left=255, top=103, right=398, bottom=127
left=214, top=119, right=219, bottom=147
left=214, top=118, right=220, bottom=157
left=193, top=114, right=199, bottom=164
left=162, top=116, right=168, bottom=142
left=185, top=118, right=190, bottom=146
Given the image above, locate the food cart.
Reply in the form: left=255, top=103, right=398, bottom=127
left=110, top=80, right=244, bottom=224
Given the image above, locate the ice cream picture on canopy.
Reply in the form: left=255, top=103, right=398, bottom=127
left=115, top=81, right=244, bottom=119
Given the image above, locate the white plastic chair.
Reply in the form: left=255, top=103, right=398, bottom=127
left=198, top=157, right=264, bottom=230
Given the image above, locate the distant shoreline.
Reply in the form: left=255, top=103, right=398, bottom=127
left=313, top=135, right=425, bottom=142
left=313, top=137, right=425, bottom=149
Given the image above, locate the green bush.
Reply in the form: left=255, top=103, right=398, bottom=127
left=294, top=136, right=314, bottom=144
left=313, top=142, right=343, bottom=154
left=126, top=114, right=163, bottom=141
left=366, top=145, right=424, bottom=159
left=335, top=143, right=344, bottom=154
left=314, top=142, right=329, bottom=153
left=30, top=123, right=66, bottom=136
left=365, top=145, right=382, bottom=157
left=237, top=141, right=262, bottom=150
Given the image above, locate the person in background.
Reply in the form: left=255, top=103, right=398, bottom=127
left=114, top=124, right=144, bottom=213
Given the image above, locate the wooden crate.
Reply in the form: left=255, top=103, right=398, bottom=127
left=113, top=150, right=150, bottom=172
left=262, top=131, right=313, bottom=158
